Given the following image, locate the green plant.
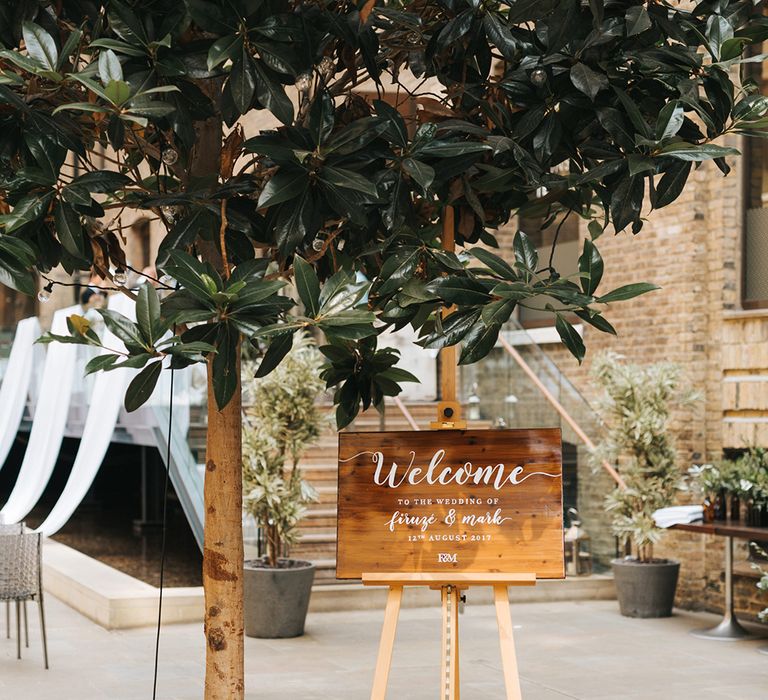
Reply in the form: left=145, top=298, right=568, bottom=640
left=242, top=334, right=325, bottom=568
left=593, top=352, right=695, bottom=563
left=736, top=447, right=768, bottom=507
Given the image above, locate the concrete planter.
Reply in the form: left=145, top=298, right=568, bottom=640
left=611, top=558, right=680, bottom=618
left=244, top=559, right=315, bottom=638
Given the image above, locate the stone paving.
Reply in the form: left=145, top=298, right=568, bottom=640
left=1, top=595, right=767, bottom=699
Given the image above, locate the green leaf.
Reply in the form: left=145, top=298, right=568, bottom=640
left=574, top=309, right=616, bottom=335
left=401, top=158, right=434, bottom=193
left=89, top=38, right=146, bottom=58
left=578, top=239, right=603, bottom=296
left=257, top=168, right=308, bottom=209
left=324, top=117, right=388, bottom=155
left=658, top=143, right=739, bottom=161
left=459, top=321, right=501, bottom=365
left=85, top=353, right=120, bottom=375
left=481, top=299, right=516, bottom=326
left=416, top=141, right=491, bottom=158
left=161, top=251, right=216, bottom=304
left=254, top=332, right=293, bottom=378
left=104, top=80, right=132, bottom=106
left=136, top=283, right=163, bottom=345
left=98, top=49, right=123, bottom=85
left=652, top=161, right=692, bottom=209
left=320, top=166, right=378, bottom=197
left=433, top=277, right=491, bottom=305
left=598, top=282, right=659, bottom=304
left=99, top=309, right=147, bottom=349
left=555, top=315, right=585, bottom=363
left=469, top=247, right=517, bottom=280
left=71, top=171, right=132, bottom=193
left=22, top=22, right=58, bottom=71
left=570, top=63, right=608, bottom=101
left=483, top=13, right=518, bottom=61
left=156, top=208, right=215, bottom=268
left=625, top=6, right=652, bottom=36
left=0, top=192, right=53, bottom=233
left=378, top=247, right=421, bottom=296
left=655, top=102, right=684, bottom=141
left=125, top=361, right=163, bottom=412
left=294, top=256, right=321, bottom=317
left=274, top=188, right=312, bottom=257
left=230, top=48, right=256, bottom=114
left=610, top=175, right=643, bottom=232
left=212, top=323, right=239, bottom=409
left=207, top=35, right=241, bottom=71
left=254, top=61, right=293, bottom=125
left=53, top=202, right=88, bottom=260
left=513, top=231, right=538, bottom=272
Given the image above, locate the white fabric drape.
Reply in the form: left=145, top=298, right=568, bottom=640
left=0, top=317, right=41, bottom=473
left=0, top=306, right=79, bottom=523
left=36, top=295, right=135, bottom=536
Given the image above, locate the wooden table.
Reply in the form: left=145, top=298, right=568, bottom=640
left=672, top=520, right=768, bottom=641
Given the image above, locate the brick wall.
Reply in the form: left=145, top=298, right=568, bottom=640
left=495, top=140, right=768, bottom=620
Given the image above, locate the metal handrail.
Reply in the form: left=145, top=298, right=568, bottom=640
left=497, top=334, right=626, bottom=490
left=391, top=396, right=421, bottom=431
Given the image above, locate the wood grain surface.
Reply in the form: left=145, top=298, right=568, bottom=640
left=336, top=429, right=564, bottom=579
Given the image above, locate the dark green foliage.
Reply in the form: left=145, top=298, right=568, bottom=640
left=2, top=0, right=766, bottom=420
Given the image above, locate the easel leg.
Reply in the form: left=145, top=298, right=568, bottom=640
left=441, top=585, right=460, bottom=699
left=371, top=585, right=403, bottom=700
left=494, top=585, right=522, bottom=700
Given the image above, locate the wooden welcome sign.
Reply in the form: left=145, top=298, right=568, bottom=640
left=336, top=428, right=564, bottom=579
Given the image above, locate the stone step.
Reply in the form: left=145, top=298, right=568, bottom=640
left=314, top=485, right=338, bottom=504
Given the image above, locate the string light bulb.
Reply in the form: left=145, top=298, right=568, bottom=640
left=37, top=282, right=53, bottom=303
left=530, top=67, right=547, bottom=86
left=113, top=268, right=127, bottom=286
left=319, top=56, right=335, bottom=74
left=161, top=147, right=178, bottom=165
left=311, top=237, right=324, bottom=251
left=295, top=73, right=312, bottom=92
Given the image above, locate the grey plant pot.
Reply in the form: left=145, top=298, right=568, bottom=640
left=244, top=559, right=315, bottom=638
left=611, top=558, right=680, bottom=618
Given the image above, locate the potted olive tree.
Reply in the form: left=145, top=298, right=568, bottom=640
left=241, top=335, right=325, bottom=638
left=592, top=352, right=695, bottom=618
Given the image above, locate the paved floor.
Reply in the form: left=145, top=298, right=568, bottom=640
left=1, top=595, right=767, bottom=699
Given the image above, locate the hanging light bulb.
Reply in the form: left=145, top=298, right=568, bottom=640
left=311, top=237, right=324, bottom=251
left=113, top=268, right=127, bottom=286
left=319, top=56, right=335, bottom=74
left=295, top=73, right=312, bottom=93
left=161, top=147, right=178, bottom=166
left=530, top=67, right=547, bottom=86
left=37, top=282, right=53, bottom=303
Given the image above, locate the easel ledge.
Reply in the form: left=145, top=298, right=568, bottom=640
left=362, top=572, right=536, bottom=587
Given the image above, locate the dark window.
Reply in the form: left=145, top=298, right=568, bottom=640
left=743, top=54, right=768, bottom=309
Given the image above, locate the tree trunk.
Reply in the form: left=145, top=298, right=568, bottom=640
left=203, top=350, right=244, bottom=699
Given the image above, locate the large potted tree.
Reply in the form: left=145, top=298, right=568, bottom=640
left=241, top=334, right=324, bottom=638
left=592, top=352, right=695, bottom=618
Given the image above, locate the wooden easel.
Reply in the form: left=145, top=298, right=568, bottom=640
left=362, top=572, right=536, bottom=700
left=362, top=208, right=537, bottom=699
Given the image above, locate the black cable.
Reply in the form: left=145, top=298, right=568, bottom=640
left=152, top=352, right=175, bottom=699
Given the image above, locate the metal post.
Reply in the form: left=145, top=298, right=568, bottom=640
left=691, top=536, right=755, bottom=640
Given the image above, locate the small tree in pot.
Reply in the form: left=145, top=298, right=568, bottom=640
left=242, top=334, right=324, bottom=638
left=592, top=352, right=695, bottom=618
